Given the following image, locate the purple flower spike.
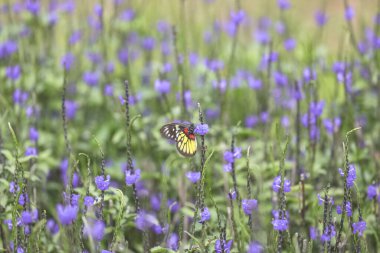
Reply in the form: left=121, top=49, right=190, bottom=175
left=56, top=204, right=78, bottom=225
left=272, top=218, right=288, bottom=231
left=272, top=176, right=291, bottom=193
left=125, top=169, right=141, bottom=185
left=84, top=220, right=105, bottom=241
left=167, top=233, right=179, bottom=250
left=352, top=221, right=366, bottom=236
left=248, top=242, right=263, bottom=253
left=194, top=124, right=209, bottom=135
left=6, top=65, right=21, bottom=80
left=154, top=79, right=171, bottom=95
left=61, top=53, right=75, bottom=70
left=345, top=6, right=355, bottom=21
left=95, top=175, right=110, bottom=191
left=215, top=240, right=233, bottom=253
left=84, top=196, right=95, bottom=207
left=199, top=207, right=211, bottom=223
left=186, top=171, right=201, bottom=184
left=242, top=199, right=258, bottom=215
left=367, top=185, right=377, bottom=199
left=315, top=10, right=328, bottom=26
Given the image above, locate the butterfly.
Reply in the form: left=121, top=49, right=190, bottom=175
left=160, top=122, right=197, bottom=157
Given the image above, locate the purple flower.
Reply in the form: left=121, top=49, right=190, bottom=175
left=104, top=85, right=113, bottom=96
left=230, top=10, right=245, bottom=25
left=247, top=75, right=262, bottom=90
left=69, top=30, right=82, bottom=45
left=95, top=175, right=110, bottom=191
left=345, top=6, right=354, bottom=21
left=84, top=220, right=105, bottom=241
left=272, top=176, right=291, bottom=193
left=0, top=40, right=18, bottom=59
left=21, top=209, right=38, bottom=224
left=273, top=71, right=288, bottom=86
left=309, top=101, right=325, bottom=117
left=46, top=219, right=59, bottom=234
left=29, top=127, right=39, bottom=141
left=56, top=204, right=78, bottom=225
left=150, top=194, right=161, bottom=211
left=212, top=79, right=227, bottom=93
left=352, top=221, right=366, bottom=236
left=25, top=147, right=37, bottom=156
left=84, top=196, right=95, bottom=207
left=284, top=38, right=296, bottom=51
left=247, top=242, right=263, bottom=253
left=223, top=148, right=242, bottom=163
left=338, top=164, right=356, bottom=188
left=323, top=118, right=341, bottom=135
left=83, top=71, right=100, bottom=87
left=186, top=171, right=201, bottom=184
left=6, top=65, right=21, bottom=80
left=272, top=219, right=288, bottom=231
left=167, top=233, right=179, bottom=250
left=19, top=193, right=29, bottom=206
left=303, top=67, right=316, bottom=83
left=13, top=89, right=28, bottom=104
left=61, top=53, right=75, bottom=70
left=9, top=181, right=19, bottom=193
left=199, top=207, right=211, bottom=223
left=120, top=8, right=135, bottom=22
left=3, top=219, right=13, bottom=230
left=154, top=79, right=171, bottom=95
left=71, top=194, right=80, bottom=206
left=223, top=163, right=232, bottom=172
left=310, top=226, right=318, bottom=240
left=336, top=201, right=352, bottom=216
left=254, top=30, right=271, bottom=45
left=215, top=240, right=233, bottom=253
left=320, top=225, right=336, bottom=242
left=142, top=37, right=155, bottom=51
left=117, top=48, right=129, bottom=65
left=205, top=58, right=224, bottom=71
left=315, top=10, right=328, bottom=26
left=317, top=194, right=324, bottom=205
left=125, top=169, right=141, bottom=185
left=25, top=0, right=40, bottom=15
left=278, top=0, right=291, bottom=10
left=367, top=185, right=377, bottom=199
left=242, top=199, right=258, bottom=215
left=245, top=115, right=259, bottom=128
left=194, top=124, right=209, bottom=135
left=64, top=100, right=77, bottom=119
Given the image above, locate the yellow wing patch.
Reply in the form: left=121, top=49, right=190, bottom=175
left=176, top=132, right=197, bottom=157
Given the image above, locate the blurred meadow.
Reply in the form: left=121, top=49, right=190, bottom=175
left=1, top=0, right=380, bottom=252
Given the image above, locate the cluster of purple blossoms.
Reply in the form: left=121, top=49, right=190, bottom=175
left=215, top=239, right=233, bottom=253
left=367, top=184, right=379, bottom=201
left=301, top=100, right=325, bottom=141
left=199, top=207, right=211, bottom=223
left=272, top=176, right=291, bottom=193
left=125, top=169, right=141, bottom=185
left=135, top=211, right=166, bottom=235
left=352, top=220, right=367, bottom=236
left=13, top=89, right=29, bottom=105
left=320, top=225, right=336, bottom=242
left=336, top=201, right=352, bottom=217
left=21, top=209, right=38, bottom=225
left=194, top=124, right=209, bottom=135
left=272, top=218, right=288, bottom=231
left=186, top=171, right=201, bottom=184
left=56, top=204, right=78, bottom=225
left=247, top=241, right=263, bottom=253
left=6, top=65, right=21, bottom=80
left=84, top=219, right=106, bottom=241
left=95, top=175, right=111, bottom=191
left=167, top=233, right=179, bottom=250
left=0, top=40, right=18, bottom=59
left=245, top=111, right=270, bottom=128
left=242, top=199, right=258, bottom=215
left=223, top=147, right=242, bottom=172
left=338, top=164, right=356, bottom=188
left=225, top=10, right=245, bottom=37
left=154, top=79, right=171, bottom=95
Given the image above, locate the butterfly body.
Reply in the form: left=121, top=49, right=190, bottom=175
left=160, top=123, right=197, bottom=157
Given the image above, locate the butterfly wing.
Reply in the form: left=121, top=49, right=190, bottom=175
left=160, top=123, right=197, bottom=157
left=160, top=123, right=180, bottom=141
left=176, top=130, right=197, bottom=157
